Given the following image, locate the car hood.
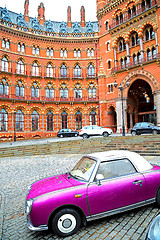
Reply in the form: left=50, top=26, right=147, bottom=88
left=27, top=173, right=85, bottom=199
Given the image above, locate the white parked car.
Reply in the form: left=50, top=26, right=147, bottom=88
left=79, top=125, right=113, bottom=139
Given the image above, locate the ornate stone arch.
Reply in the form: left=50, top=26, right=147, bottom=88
left=140, top=21, right=157, bottom=34
left=0, top=104, right=11, bottom=113
left=119, top=70, right=160, bottom=98
left=44, top=107, right=56, bottom=114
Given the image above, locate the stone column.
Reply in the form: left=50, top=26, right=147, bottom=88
left=126, top=42, right=130, bottom=64
left=113, top=47, right=117, bottom=68
left=140, top=36, right=144, bottom=61
left=154, top=31, right=159, bottom=55
left=116, top=97, right=127, bottom=133
left=154, top=91, right=160, bottom=127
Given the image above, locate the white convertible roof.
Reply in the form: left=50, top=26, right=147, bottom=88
left=88, top=150, right=153, bottom=172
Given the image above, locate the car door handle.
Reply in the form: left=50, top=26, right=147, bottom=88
left=133, top=180, right=143, bottom=185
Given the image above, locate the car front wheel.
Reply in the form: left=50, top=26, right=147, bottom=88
left=83, top=134, right=89, bottom=139
left=103, top=132, right=109, bottom=137
left=153, top=130, right=158, bottom=135
left=132, top=131, right=136, bottom=136
left=75, top=133, right=78, bottom=137
left=51, top=208, right=81, bottom=237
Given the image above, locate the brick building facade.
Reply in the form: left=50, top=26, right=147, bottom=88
left=0, top=0, right=160, bottom=141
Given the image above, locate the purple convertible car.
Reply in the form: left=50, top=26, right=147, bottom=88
left=25, top=150, right=160, bottom=237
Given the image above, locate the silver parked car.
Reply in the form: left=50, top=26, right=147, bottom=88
left=79, top=125, right=113, bottom=139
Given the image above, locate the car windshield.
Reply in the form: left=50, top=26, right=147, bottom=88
left=70, top=157, right=96, bottom=181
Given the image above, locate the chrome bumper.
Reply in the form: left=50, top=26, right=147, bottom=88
left=27, top=217, right=48, bottom=231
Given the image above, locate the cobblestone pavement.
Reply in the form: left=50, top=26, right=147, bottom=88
left=0, top=154, right=160, bottom=240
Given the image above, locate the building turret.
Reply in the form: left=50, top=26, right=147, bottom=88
left=97, top=0, right=106, bottom=11
left=80, top=6, right=85, bottom=27
left=67, top=6, right=72, bottom=28
left=37, top=2, right=45, bottom=25
left=24, top=0, right=29, bottom=22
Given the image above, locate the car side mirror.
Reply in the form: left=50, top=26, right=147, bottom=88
left=96, top=174, right=104, bottom=186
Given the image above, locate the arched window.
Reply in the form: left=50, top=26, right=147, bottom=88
left=32, top=62, right=40, bottom=76
left=2, top=39, right=10, bottom=49
left=31, top=111, right=39, bottom=131
left=31, top=82, right=39, bottom=99
left=147, top=49, right=152, bottom=61
left=46, top=63, right=54, bottom=77
left=108, top=61, right=111, bottom=69
left=46, top=84, right=54, bottom=99
left=61, top=111, right=68, bottom=129
left=47, top=111, right=53, bottom=131
left=120, top=13, right=123, bottom=23
left=47, top=48, right=53, bottom=57
left=75, top=111, right=82, bottom=130
left=150, top=27, right=154, bottom=39
left=128, top=8, right=131, bottom=18
left=133, top=54, right=137, bottom=64
left=0, top=79, right=9, bottom=96
left=1, top=57, right=9, bottom=72
left=88, top=64, right=95, bottom=77
left=118, top=38, right=126, bottom=51
left=60, top=84, right=68, bottom=99
left=145, top=30, right=149, bottom=41
left=60, top=64, right=67, bottom=78
left=74, top=64, right=81, bottom=78
left=60, top=49, right=67, bottom=58
left=18, top=43, right=25, bottom=53
left=74, top=84, right=82, bottom=99
left=16, top=80, right=24, bottom=98
left=137, top=52, right=141, bottom=63
left=132, top=5, right=136, bottom=16
left=17, top=59, right=25, bottom=74
left=88, top=84, right=96, bottom=99
left=33, top=46, right=39, bottom=55
left=16, top=110, right=24, bottom=131
left=0, top=109, right=8, bottom=131
left=90, top=110, right=96, bottom=125
left=152, top=47, right=156, bottom=59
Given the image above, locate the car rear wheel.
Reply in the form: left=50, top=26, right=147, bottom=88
left=103, top=132, right=109, bottom=137
left=51, top=208, right=81, bottom=237
left=132, top=131, right=136, bottom=136
left=83, top=134, right=89, bottom=139
left=153, top=130, right=158, bottom=135
left=156, top=188, right=160, bottom=206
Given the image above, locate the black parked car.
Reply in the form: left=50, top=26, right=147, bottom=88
left=57, top=129, right=79, bottom=138
left=131, top=122, right=160, bottom=136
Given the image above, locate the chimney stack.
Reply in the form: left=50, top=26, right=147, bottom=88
left=80, top=6, right=85, bottom=27
left=24, top=0, right=29, bottom=22
left=67, top=6, right=72, bottom=27
left=37, top=2, right=45, bottom=25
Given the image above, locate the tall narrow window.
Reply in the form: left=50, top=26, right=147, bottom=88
left=74, top=64, right=81, bottom=78
left=61, top=111, right=68, bottom=129
left=75, top=111, right=82, bottom=130
left=1, top=57, right=9, bottom=72
left=46, top=63, right=54, bottom=77
left=31, top=82, right=39, bottom=99
left=16, top=110, right=24, bottom=131
left=47, top=111, right=53, bottom=131
left=17, top=60, right=25, bottom=74
left=31, top=111, right=39, bottom=131
left=60, top=64, right=67, bottom=78
left=88, top=64, right=95, bottom=77
left=90, top=110, right=96, bottom=125
left=0, top=109, right=8, bottom=131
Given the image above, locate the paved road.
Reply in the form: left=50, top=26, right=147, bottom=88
left=0, top=154, right=160, bottom=240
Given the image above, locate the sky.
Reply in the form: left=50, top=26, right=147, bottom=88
left=1, top=0, right=97, bottom=22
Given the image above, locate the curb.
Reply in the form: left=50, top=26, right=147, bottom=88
left=0, top=191, right=5, bottom=240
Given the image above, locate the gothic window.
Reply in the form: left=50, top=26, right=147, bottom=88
left=90, top=110, right=96, bottom=125
left=106, top=42, right=110, bottom=51
left=60, top=64, right=67, bottom=78
left=16, top=80, right=24, bottom=98
left=31, top=82, right=39, bottom=99
left=152, top=47, right=156, bottom=59
left=144, top=26, right=154, bottom=41
left=31, top=111, right=39, bottom=131
left=17, top=59, right=25, bottom=74
left=61, top=111, right=68, bottom=129
left=46, top=63, right=54, bottom=77
left=2, top=39, right=10, bottom=49
left=108, top=60, right=111, bottom=69
left=0, top=79, right=9, bottom=96
left=75, top=111, right=82, bottom=130
left=1, top=57, right=9, bottom=72
left=130, top=32, right=139, bottom=47
left=124, top=57, right=127, bottom=67
left=132, top=5, right=136, bottom=16
left=120, top=58, right=124, bottom=68
left=108, top=84, right=114, bottom=93
left=128, top=8, right=131, bottom=19
left=87, top=48, right=94, bottom=57
left=137, top=52, right=141, bottom=63
left=88, top=64, right=95, bottom=77
left=74, top=64, right=81, bottom=78
left=120, top=13, right=123, bottom=23
left=74, top=84, right=82, bottom=99
left=33, top=46, right=39, bottom=55
left=18, top=43, right=25, bottom=53
left=60, top=49, right=67, bottom=58
left=60, top=84, right=68, bottom=98
left=15, top=110, right=24, bottom=131
left=32, top=62, right=40, bottom=76
left=47, top=111, right=54, bottom=131
left=118, top=38, right=126, bottom=52
left=88, top=84, right=96, bottom=99
left=74, top=49, right=81, bottom=58
left=0, top=109, right=8, bottom=131
left=147, top=49, right=152, bottom=60
left=106, top=21, right=109, bottom=30
left=47, top=48, right=53, bottom=57
left=46, top=83, right=54, bottom=99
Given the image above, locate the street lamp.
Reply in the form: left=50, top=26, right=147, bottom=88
left=14, top=110, right=16, bottom=142
left=114, top=80, right=130, bottom=136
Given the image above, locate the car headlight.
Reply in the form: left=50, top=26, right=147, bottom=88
left=146, top=214, right=160, bottom=240
left=25, top=199, right=33, bottom=215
